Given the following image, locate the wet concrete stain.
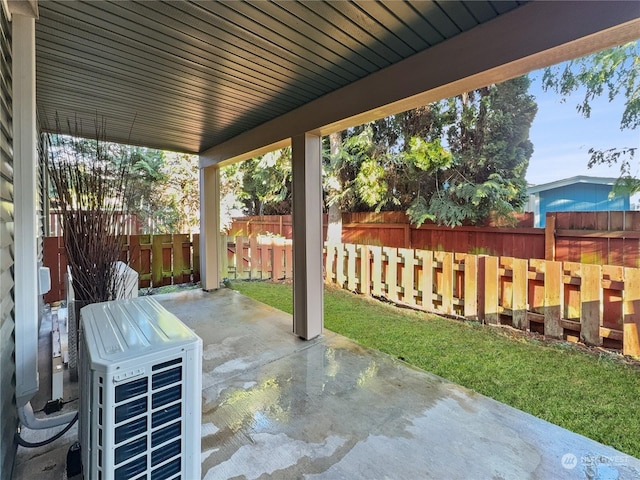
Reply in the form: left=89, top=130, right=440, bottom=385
left=11, top=288, right=640, bottom=479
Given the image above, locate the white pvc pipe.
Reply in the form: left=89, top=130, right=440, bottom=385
left=18, top=402, right=77, bottom=430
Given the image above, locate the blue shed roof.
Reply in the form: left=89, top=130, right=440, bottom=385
left=527, top=176, right=620, bottom=195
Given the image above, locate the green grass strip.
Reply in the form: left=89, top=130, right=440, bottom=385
left=230, top=280, right=640, bottom=459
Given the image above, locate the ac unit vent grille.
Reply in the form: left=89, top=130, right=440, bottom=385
left=115, top=455, right=146, bottom=480
left=115, top=397, right=147, bottom=423
left=152, top=421, right=181, bottom=448
left=152, top=385, right=181, bottom=409
left=153, top=404, right=181, bottom=428
left=115, top=417, right=147, bottom=444
left=116, top=377, right=148, bottom=402
left=152, top=439, right=181, bottom=467
left=151, top=457, right=181, bottom=480
left=153, top=366, right=182, bottom=389
left=115, top=437, right=147, bottom=465
left=153, top=357, right=182, bottom=371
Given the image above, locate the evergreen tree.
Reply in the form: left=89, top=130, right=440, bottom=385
left=238, top=148, right=292, bottom=216
left=222, top=77, right=537, bottom=228
left=422, top=76, right=537, bottom=226
left=326, top=77, right=537, bottom=226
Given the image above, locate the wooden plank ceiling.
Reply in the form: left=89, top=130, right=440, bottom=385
left=35, top=0, right=525, bottom=153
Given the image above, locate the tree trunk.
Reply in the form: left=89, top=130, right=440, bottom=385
left=326, top=132, right=343, bottom=244
left=327, top=201, right=342, bottom=244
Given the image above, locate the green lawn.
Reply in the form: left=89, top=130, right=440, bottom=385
left=230, top=280, right=640, bottom=459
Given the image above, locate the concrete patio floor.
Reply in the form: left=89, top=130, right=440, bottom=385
left=13, top=288, right=640, bottom=479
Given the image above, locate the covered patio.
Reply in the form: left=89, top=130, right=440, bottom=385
left=14, top=288, right=640, bottom=478
left=3, top=1, right=640, bottom=478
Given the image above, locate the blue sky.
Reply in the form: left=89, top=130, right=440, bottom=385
left=526, top=68, right=639, bottom=186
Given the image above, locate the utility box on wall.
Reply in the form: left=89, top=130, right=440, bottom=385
left=78, top=297, right=202, bottom=480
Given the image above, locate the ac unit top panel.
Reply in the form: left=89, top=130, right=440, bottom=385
left=80, top=297, right=201, bottom=371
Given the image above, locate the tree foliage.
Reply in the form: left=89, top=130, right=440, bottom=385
left=126, top=147, right=167, bottom=229
left=236, top=148, right=293, bottom=216
left=157, top=152, right=200, bottom=234
left=222, top=77, right=537, bottom=227
left=542, top=41, right=639, bottom=193
left=323, top=76, right=537, bottom=226
left=426, top=76, right=536, bottom=226
left=122, top=149, right=200, bottom=233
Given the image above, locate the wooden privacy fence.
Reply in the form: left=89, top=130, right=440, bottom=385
left=223, top=235, right=293, bottom=280
left=43, top=234, right=201, bottom=304
left=324, top=243, right=640, bottom=356
left=231, top=211, right=640, bottom=268
left=48, top=211, right=142, bottom=236
left=547, top=210, right=640, bottom=267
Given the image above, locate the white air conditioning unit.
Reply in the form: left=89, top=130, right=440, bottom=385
left=78, top=297, right=202, bottom=480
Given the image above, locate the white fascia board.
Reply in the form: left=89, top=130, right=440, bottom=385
left=527, top=176, right=621, bottom=195
left=200, top=1, right=640, bottom=167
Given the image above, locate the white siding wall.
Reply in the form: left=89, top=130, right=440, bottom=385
left=0, top=4, right=16, bottom=476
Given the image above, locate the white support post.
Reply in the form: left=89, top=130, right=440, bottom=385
left=291, top=133, right=323, bottom=340
left=199, top=164, right=221, bottom=291
left=13, top=13, right=39, bottom=406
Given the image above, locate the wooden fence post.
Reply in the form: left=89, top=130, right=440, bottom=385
left=370, top=246, right=383, bottom=296
left=416, top=250, right=433, bottom=311
left=260, top=237, right=271, bottom=280
left=250, top=236, right=260, bottom=279
left=273, top=238, right=284, bottom=280
left=483, top=255, right=499, bottom=324
left=399, top=248, right=415, bottom=306
left=151, top=234, right=162, bottom=286
left=285, top=241, right=293, bottom=279
left=384, top=247, right=399, bottom=302
left=463, top=254, right=478, bottom=319
left=580, top=263, right=603, bottom=346
left=219, top=234, right=229, bottom=279
left=623, top=267, right=640, bottom=357
left=152, top=234, right=172, bottom=287
left=440, top=252, right=453, bottom=315
left=172, top=233, right=190, bottom=284
left=235, top=236, right=245, bottom=279
left=192, top=233, right=200, bottom=284
left=545, top=213, right=556, bottom=261
left=512, top=258, right=528, bottom=330
left=129, top=235, right=141, bottom=276
left=324, top=243, right=336, bottom=284
left=336, top=243, right=346, bottom=288
left=43, top=236, right=63, bottom=304
left=544, top=260, right=563, bottom=338
left=359, top=245, right=370, bottom=295
left=346, top=244, right=357, bottom=291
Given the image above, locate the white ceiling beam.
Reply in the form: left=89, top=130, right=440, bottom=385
left=200, top=1, right=640, bottom=167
